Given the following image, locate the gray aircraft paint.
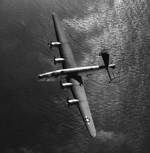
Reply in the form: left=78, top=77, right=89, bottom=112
left=51, top=13, right=96, bottom=137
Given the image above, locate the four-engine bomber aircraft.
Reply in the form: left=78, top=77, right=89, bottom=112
left=38, top=13, right=115, bottom=137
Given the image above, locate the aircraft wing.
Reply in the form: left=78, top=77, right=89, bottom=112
left=50, top=13, right=77, bottom=69
left=50, top=13, right=96, bottom=137
left=69, top=77, right=96, bottom=137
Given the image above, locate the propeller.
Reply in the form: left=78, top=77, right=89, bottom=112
left=48, top=40, right=53, bottom=49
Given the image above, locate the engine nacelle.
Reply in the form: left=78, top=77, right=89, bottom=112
left=48, top=41, right=61, bottom=48
left=66, top=98, right=79, bottom=107
left=108, top=63, right=115, bottom=69
left=54, top=57, right=65, bottom=65
left=60, top=82, right=73, bottom=89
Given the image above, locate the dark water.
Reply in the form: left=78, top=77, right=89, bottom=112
left=0, top=0, right=150, bottom=153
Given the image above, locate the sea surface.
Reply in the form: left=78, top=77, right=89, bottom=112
left=0, top=0, right=150, bottom=153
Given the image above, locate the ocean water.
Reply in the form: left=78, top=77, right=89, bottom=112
left=0, top=0, right=150, bottom=153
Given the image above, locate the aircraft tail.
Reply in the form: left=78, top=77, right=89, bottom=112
left=99, top=52, right=115, bottom=81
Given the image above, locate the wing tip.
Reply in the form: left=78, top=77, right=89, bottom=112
left=52, top=12, right=57, bottom=18
left=91, top=131, right=97, bottom=137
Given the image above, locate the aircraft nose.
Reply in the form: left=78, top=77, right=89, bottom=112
left=37, top=74, right=47, bottom=81
left=38, top=74, right=44, bottom=79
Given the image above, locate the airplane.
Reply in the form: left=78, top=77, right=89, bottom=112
left=38, top=13, right=115, bottom=137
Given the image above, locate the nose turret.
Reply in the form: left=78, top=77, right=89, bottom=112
left=37, top=74, right=48, bottom=81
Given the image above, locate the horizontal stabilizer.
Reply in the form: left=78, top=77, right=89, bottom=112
left=100, top=52, right=109, bottom=68
left=100, top=51, right=115, bottom=81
